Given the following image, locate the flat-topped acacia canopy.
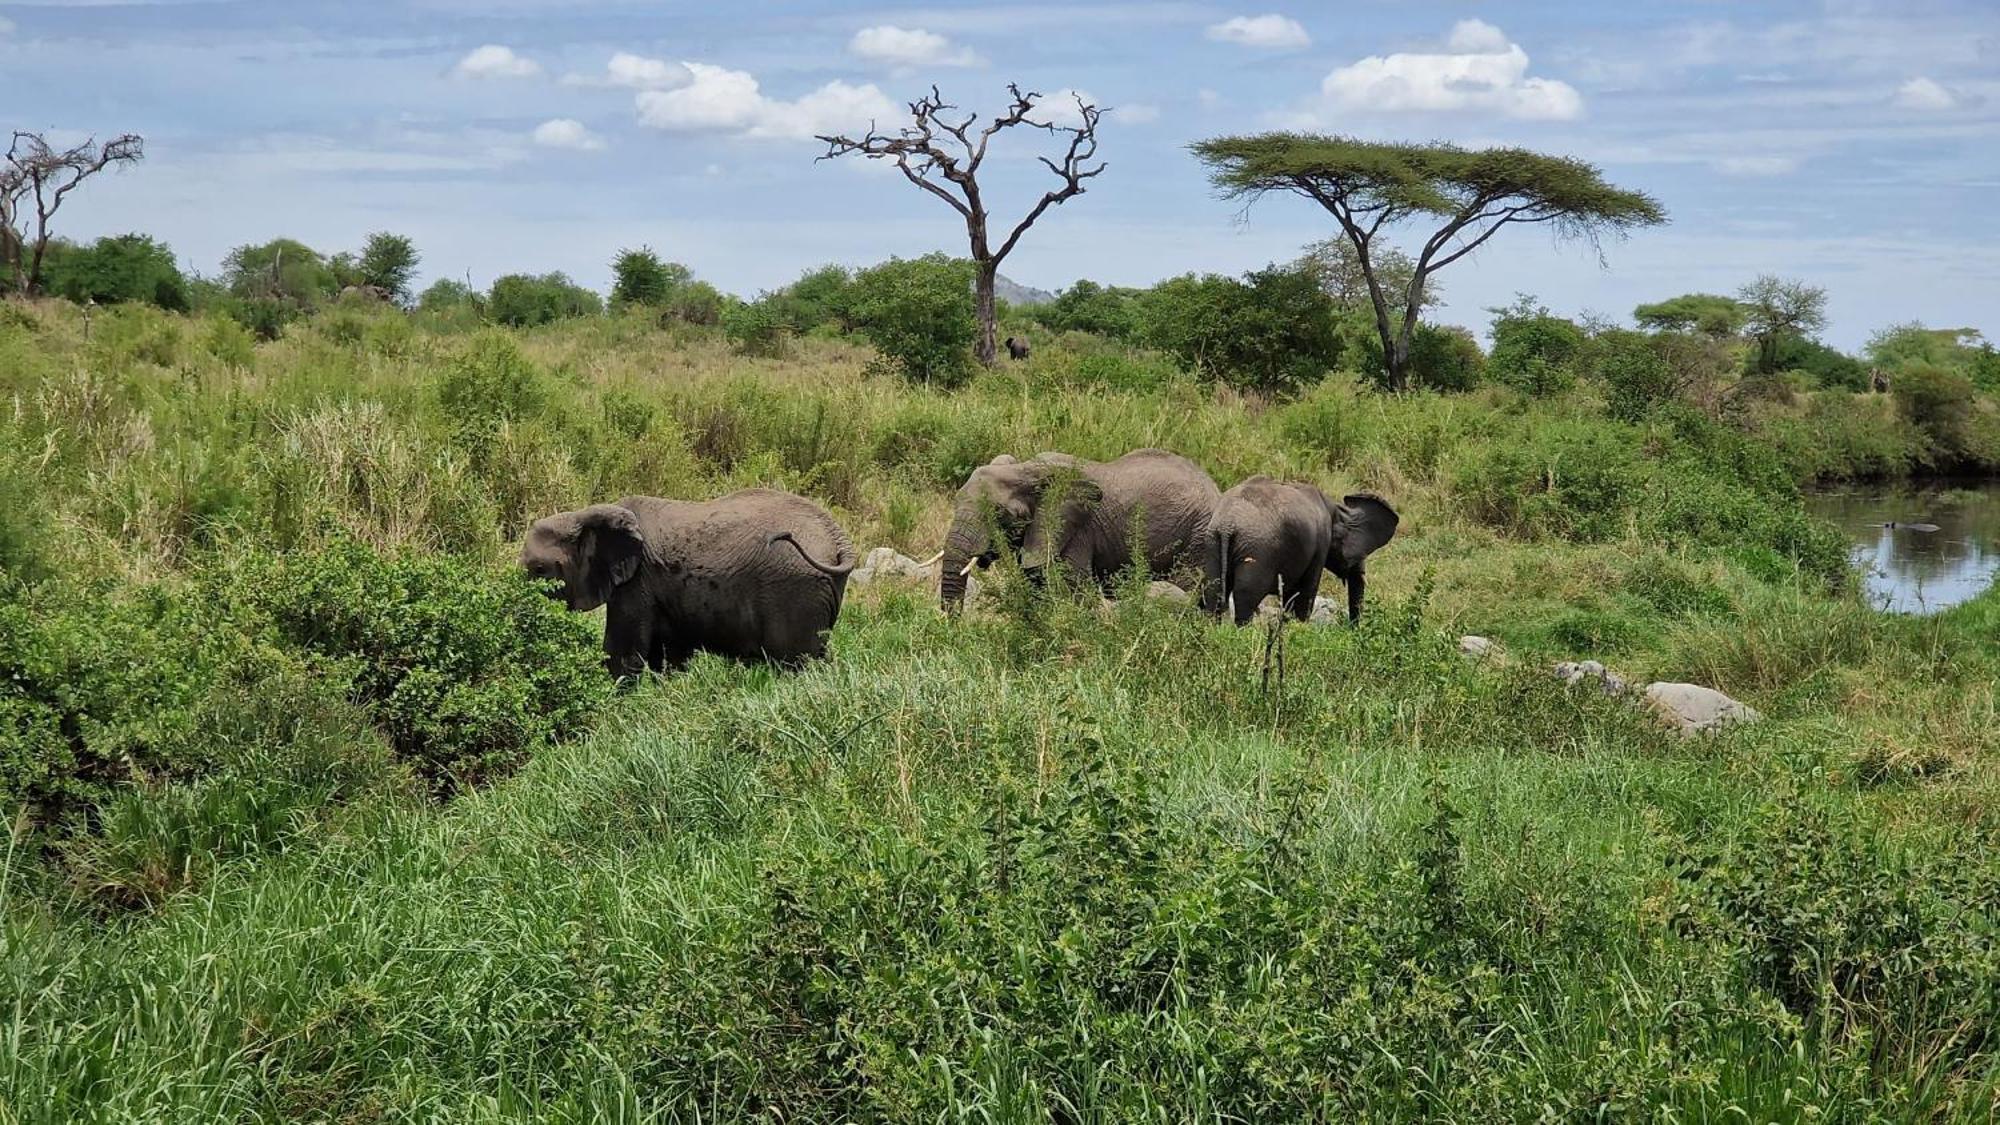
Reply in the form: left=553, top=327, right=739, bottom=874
left=1190, top=133, right=1666, bottom=391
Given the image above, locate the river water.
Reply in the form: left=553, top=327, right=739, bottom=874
left=1804, top=482, right=2000, bottom=613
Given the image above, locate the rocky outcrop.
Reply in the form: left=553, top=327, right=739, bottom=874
left=1552, top=659, right=1630, bottom=698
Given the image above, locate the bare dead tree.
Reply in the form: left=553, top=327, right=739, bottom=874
left=1, top=131, right=145, bottom=296
left=817, top=85, right=1104, bottom=366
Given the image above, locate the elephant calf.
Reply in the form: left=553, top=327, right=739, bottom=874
left=522, top=488, right=855, bottom=676
left=1201, top=477, right=1398, bottom=625
left=939, top=448, right=1221, bottom=610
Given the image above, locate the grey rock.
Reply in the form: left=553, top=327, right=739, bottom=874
left=1458, top=635, right=1499, bottom=659
left=1554, top=659, right=1630, bottom=698
left=1145, top=580, right=1192, bottom=604
left=851, top=547, right=938, bottom=588
left=1643, top=682, right=1761, bottom=736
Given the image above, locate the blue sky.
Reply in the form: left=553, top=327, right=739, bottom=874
left=4, top=0, right=1996, bottom=349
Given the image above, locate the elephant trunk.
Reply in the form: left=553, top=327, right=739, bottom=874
left=938, top=511, right=985, bottom=611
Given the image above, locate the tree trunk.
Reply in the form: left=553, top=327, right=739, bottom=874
left=974, top=260, right=999, bottom=367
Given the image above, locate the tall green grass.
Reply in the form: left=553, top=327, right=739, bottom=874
left=0, top=299, right=1995, bottom=1119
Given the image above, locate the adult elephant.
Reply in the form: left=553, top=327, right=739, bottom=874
left=521, top=488, right=855, bottom=676
left=938, top=448, right=1220, bottom=610
left=1200, top=476, right=1398, bottom=625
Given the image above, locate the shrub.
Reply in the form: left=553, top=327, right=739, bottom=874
left=435, top=334, right=550, bottom=452
left=227, top=539, right=611, bottom=791
left=1029, top=279, right=1143, bottom=339
left=784, top=264, right=857, bottom=332
left=1586, top=329, right=1684, bottom=421
left=610, top=247, right=691, bottom=310
left=1487, top=296, right=1584, bottom=396
left=1766, top=334, right=1868, bottom=390
left=355, top=232, right=419, bottom=303
left=849, top=254, right=977, bottom=386
left=487, top=272, right=603, bottom=328
left=666, top=280, right=726, bottom=326
left=222, top=238, right=338, bottom=307
left=1138, top=264, right=1340, bottom=394
left=723, top=296, right=796, bottom=358
left=42, top=233, right=190, bottom=310
left=1407, top=322, right=1485, bottom=392
left=201, top=313, right=257, bottom=367
left=1891, top=363, right=1977, bottom=464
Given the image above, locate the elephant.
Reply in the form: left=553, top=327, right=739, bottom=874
left=1200, top=476, right=1399, bottom=625
left=1004, top=336, right=1031, bottom=361
left=938, top=448, right=1221, bottom=610
left=521, top=488, right=856, bottom=677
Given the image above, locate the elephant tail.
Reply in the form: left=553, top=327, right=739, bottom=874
left=768, top=532, right=856, bottom=578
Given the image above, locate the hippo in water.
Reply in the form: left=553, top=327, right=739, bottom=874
left=1870, top=521, right=1942, bottom=532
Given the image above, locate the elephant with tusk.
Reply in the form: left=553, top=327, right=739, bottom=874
left=521, top=488, right=856, bottom=677
left=936, top=448, right=1221, bottom=611
left=1201, top=476, right=1399, bottom=624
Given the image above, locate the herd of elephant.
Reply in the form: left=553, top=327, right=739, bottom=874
left=521, top=449, right=1400, bottom=678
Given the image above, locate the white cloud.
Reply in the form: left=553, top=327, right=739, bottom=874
left=1893, top=76, right=1958, bottom=111
left=635, top=62, right=896, bottom=140
left=1714, top=155, right=1800, bottom=177
left=0, top=15, right=15, bottom=34
left=532, top=118, right=604, bottom=151
left=849, top=25, right=983, bottom=69
left=1318, top=21, right=1583, bottom=120
left=1028, top=89, right=1099, bottom=129
left=561, top=51, right=693, bottom=90
left=1197, top=88, right=1224, bottom=109
left=452, top=44, right=540, bottom=80
left=1114, top=102, right=1161, bottom=124
left=1206, top=14, right=1310, bottom=50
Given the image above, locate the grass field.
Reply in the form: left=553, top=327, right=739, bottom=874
left=1, top=299, right=1996, bottom=1121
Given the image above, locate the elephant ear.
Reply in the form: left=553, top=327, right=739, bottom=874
left=1329, top=493, right=1399, bottom=574
left=1020, top=465, right=1105, bottom=568
left=574, top=504, right=647, bottom=608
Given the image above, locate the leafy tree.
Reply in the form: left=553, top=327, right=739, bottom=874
left=1405, top=323, right=1484, bottom=392
left=1767, top=335, right=1867, bottom=390
left=784, top=265, right=857, bottom=332
left=1633, top=293, right=1746, bottom=338
left=1294, top=238, right=1437, bottom=314
left=486, top=272, right=602, bottom=328
left=418, top=277, right=481, bottom=313
left=356, top=232, right=419, bottom=303
left=666, top=281, right=725, bottom=326
left=222, top=238, right=338, bottom=306
left=1737, top=275, right=1827, bottom=374
left=848, top=254, right=977, bottom=386
left=1191, top=134, right=1665, bottom=391
left=1864, top=322, right=1986, bottom=373
left=1139, top=264, right=1341, bottom=394
left=610, top=247, right=690, bottom=309
left=818, top=85, right=1104, bottom=367
left=41, top=233, right=188, bottom=310
left=1892, top=363, right=1977, bottom=462
left=1030, top=279, right=1143, bottom=339
left=1487, top=295, right=1585, bottom=397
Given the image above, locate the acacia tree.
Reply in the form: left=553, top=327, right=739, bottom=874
left=817, top=85, right=1104, bottom=366
left=1191, top=134, right=1665, bottom=391
left=1736, top=274, right=1827, bottom=374
left=1, top=131, right=144, bottom=295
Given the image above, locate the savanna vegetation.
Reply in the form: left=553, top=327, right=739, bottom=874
left=2, top=119, right=1999, bottom=1120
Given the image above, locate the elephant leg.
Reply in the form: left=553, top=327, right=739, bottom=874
left=1228, top=561, right=1278, bottom=626
left=604, top=608, right=655, bottom=680
left=1288, top=568, right=1324, bottom=622
left=1344, top=565, right=1367, bottom=623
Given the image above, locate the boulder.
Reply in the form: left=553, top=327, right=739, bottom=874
left=1643, top=682, right=1760, bottom=737
left=1553, top=659, right=1630, bottom=698
left=1458, top=635, right=1499, bottom=659
left=1145, top=580, right=1191, bottom=604
left=850, top=547, right=937, bottom=588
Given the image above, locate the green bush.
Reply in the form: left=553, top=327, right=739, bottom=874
left=1891, top=363, right=1978, bottom=465
left=723, top=294, right=799, bottom=358
left=1138, top=265, right=1340, bottom=394
left=1586, top=329, right=1682, bottom=421
left=227, top=539, right=610, bottom=791
left=610, top=247, right=691, bottom=310
left=1406, top=322, right=1485, bottom=392
left=849, top=254, right=977, bottom=386
left=1487, top=297, right=1584, bottom=396
left=43, top=234, right=190, bottom=310
left=487, top=272, right=603, bottom=328
left=1027, top=279, right=1143, bottom=339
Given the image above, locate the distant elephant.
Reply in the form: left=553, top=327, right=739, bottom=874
left=939, top=448, right=1221, bottom=610
left=1004, top=336, right=1031, bottom=360
left=1200, top=476, right=1399, bottom=624
left=521, top=488, right=856, bottom=676
left=1869, top=368, right=1891, bottom=394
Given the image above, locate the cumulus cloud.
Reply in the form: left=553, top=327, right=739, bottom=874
left=1893, top=76, right=1958, bottom=111
left=1027, top=89, right=1101, bottom=130
left=1206, top=14, right=1310, bottom=50
left=1114, top=102, right=1161, bottom=124
left=561, top=51, right=694, bottom=90
left=532, top=119, right=605, bottom=151
left=1317, top=20, right=1582, bottom=120
left=452, top=44, right=541, bottom=80
left=636, top=62, right=896, bottom=140
left=849, top=25, right=983, bottom=69
left=0, top=15, right=15, bottom=35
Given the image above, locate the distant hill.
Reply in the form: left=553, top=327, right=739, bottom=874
left=995, top=275, right=1056, bottom=307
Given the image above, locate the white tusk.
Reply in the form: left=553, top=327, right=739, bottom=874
left=960, top=558, right=979, bottom=577
left=917, top=550, right=944, bottom=568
